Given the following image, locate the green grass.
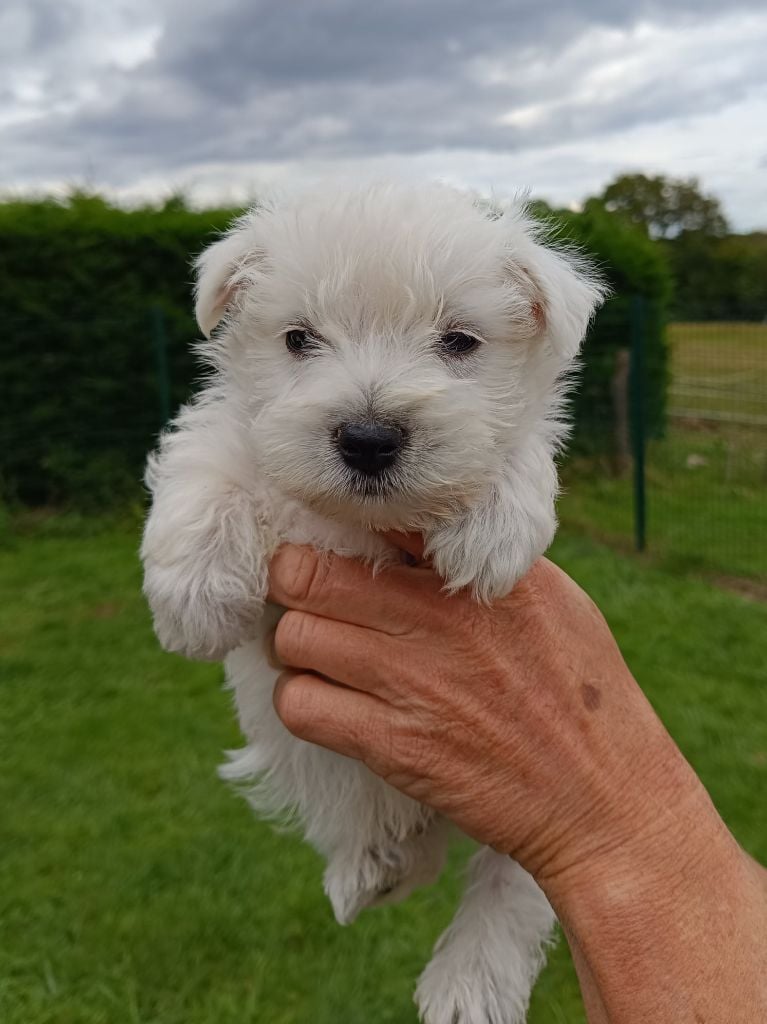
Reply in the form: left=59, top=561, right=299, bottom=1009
left=1, top=520, right=765, bottom=1024
left=560, top=433, right=767, bottom=582
left=668, top=321, right=767, bottom=421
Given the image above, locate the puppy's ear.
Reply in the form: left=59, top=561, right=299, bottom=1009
left=504, top=213, right=608, bottom=360
left=194, top=213, right=264, bottom=338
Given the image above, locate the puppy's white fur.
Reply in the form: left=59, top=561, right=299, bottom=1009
left=141, top=182, right=605, bottom=1024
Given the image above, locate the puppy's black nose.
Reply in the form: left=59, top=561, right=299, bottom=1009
left=336, top=422, right=405, bottom=475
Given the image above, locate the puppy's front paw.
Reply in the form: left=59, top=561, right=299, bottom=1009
left=425, top=501, right=555, bottom=603
left=142, top=487, right=271, bottom=661
left=144, top=561, right=266, bottom=661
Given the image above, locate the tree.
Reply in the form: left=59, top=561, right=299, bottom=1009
left=592, top=173, right=729, bottom=240
left=667, top=230, right=767, bottom=320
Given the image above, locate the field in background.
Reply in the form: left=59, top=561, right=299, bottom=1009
left=560, top=321, right=767, bottom=583
left=1, top=520, right=765, bottom=1024
left=669, top=321, right=767, bottom=423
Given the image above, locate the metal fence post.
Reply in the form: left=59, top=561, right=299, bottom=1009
left=629, top=295, right=647, bottom=552
left=150, top=305, right=171, bottom=430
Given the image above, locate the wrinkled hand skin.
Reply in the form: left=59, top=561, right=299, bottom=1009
left=269, top=543, right=654, bottom=873
left=269, top=540, right=767, bottom=1024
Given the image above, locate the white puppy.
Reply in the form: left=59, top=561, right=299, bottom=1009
left=141, top=182, right=605, bottom=1024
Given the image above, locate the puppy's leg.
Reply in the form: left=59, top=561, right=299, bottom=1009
left=323, top=813, right=450, bottom=925
left=424, top=436, right=558, bottom=603
left=141, top=398, right=273, bottom=660
left=416, top=849, right=555, bottom=1024
left=223, top=645, right=449, bottom=926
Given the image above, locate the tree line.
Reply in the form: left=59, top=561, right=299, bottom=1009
left=577, top=173, right=766, bottom=321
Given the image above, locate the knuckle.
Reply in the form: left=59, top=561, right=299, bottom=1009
left=387, top=712, right=432, bottom=767
left=389, top=574, right=450, bottom=638
left=525, top=557, right=558, bottom=596
left=410, top=741, right=445, bottom=782
left=364, top=719, right=404, bottom=777
left=274, top=675, right=316, bottom=737
left=281, top=546, right=330, bottom=605
left=274, top=610, right=313, bottom=664
left=499, top=562, right=560, bottom=645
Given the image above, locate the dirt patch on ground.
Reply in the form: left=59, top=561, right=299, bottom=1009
left=709, top=575, right=767, bottom=603
left=558, top=522, right=767, bottom=603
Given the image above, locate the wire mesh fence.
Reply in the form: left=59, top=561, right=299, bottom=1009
left=2, top=306, right=765, bottom=584
left=1, top=308, right=199, bottom=507
left=558, top=316, right=767, bottom=585
left=654, top=321, right=767, bottom=582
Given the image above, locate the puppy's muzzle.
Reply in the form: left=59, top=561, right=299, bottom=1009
left=335, top=422, right=406, bottom=476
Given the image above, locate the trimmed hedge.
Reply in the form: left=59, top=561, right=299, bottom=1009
left=0, top=195, right=236, bottom=506
left=549, top=206, right=672, bottom=451
left=0, top=194, right=671, bottom=507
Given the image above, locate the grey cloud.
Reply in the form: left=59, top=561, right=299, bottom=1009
left=156, top=0, right=763, bottom=99
left=2, top=0, right=766, bottom=188
left=26, top=0, right=82, bottom=52
left=159, top=0, right=582, bottom=93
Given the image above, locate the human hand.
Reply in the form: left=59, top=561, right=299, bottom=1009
left=267, top=537, right=699, bottom=895
left=268, top=539, right=767, bottom=1022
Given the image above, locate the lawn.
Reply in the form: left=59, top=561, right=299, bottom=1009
left=1, top=517, right=765, bottom=1024
left=559, top=433, right=767, bottom=582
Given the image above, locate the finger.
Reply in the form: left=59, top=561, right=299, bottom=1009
left=268, top=545, right=439, bottom=634
left=274, top=610, right=399, bottom=697
left=273, top=671, right=392, bottom=761
left=383, top=531, right=427, bottom=563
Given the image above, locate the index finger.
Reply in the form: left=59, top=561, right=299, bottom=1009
left=268, top=544, right=438, bottom=634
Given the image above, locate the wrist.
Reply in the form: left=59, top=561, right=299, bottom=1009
left=538, top=766, right=758, bottom=1016
left=550, top=826, right=764, bottom=1023
left=539, top=747, right=726, bottom=916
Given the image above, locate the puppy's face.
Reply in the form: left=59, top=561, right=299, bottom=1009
left=196, top=185, right=602, bottom=529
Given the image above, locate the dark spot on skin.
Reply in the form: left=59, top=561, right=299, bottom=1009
left=695, top=1015, right=705, bottom=1023
left=581, top=683, right=601, bottom=712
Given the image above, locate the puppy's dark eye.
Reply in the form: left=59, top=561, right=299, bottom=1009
left=285, top=329, right=314, bottom=355
left=439, top=331, right=481, bottom=356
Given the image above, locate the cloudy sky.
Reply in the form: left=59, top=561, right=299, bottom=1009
left=3, top=0, right=766, bottom=230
